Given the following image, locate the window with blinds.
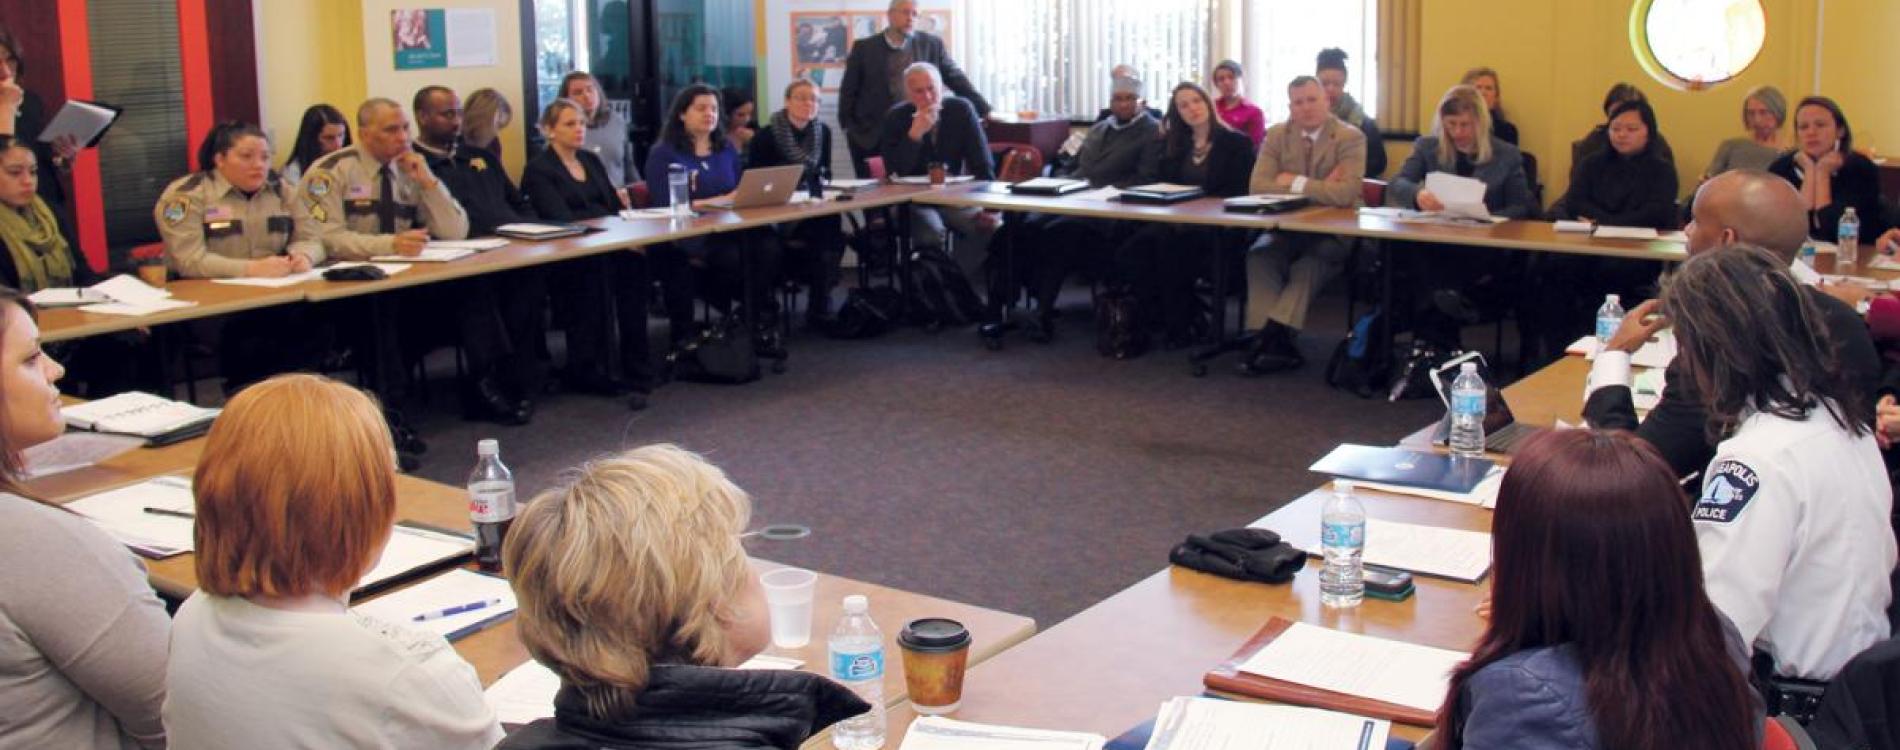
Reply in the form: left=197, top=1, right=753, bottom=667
left=89, top=0, right=187, bottom=257
left=1240, top=0, right=1380, bottom=124
left=959, top=0, right=1214, bottom=120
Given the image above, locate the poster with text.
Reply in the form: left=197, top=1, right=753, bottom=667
left=392, top=9, right=446, bottom=70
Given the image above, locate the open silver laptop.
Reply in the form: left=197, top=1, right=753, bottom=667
left=703, top=165, right=808, bottom=210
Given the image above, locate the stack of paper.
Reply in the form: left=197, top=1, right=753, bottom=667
left=64, top=475, right=197, bottom=558
left=485, top=652, right=806, bottom=725
left=1335, top=467, right=1505, bottom=509
left=434, top=237, right=512, bottom=250
left=357, top=524, right=477, bottom=592
left=620, top=207, right=678, bottom=220
left=27, top=287, right=109, bottom=307
left=1552, top=219, right=1593, bottom=233
left=373, top=246, right=477, bottom=263
left=826, top=178, right=879, bottom=190
left=63, top=391, right=219, bottom=442
left=1423, top=172, right=1492, bottom=221
left=352, top=569, right=517, bottom=640
left=897, top=717, right=1104, bottom=750
left=76, top=275, right=195, bottom=317
left=1145, top=696, right=1390, bottom=750
left=892, top=174, right=977, bottom=186
left=1236, top=622, right=1468, bottom=714
left=1592, top=225, right=1659, bottom=240
left=1278, top=517, right=1492, bottom=581
left=495, top=224, right=583, bottom=241
left=212, top=261, right=410, bottom=288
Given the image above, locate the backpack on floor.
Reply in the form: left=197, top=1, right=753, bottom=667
left=824, top=286, right=904, bottom=339
left=1324, top=307, right=1391, bottom=398
left=903, top=246, right=986, bottom=327
left=666, top=317, right=761, bottom=385
left=1095, top=289, right=1149, bottom=359
left=1387, top=339, right=1463, bottom=402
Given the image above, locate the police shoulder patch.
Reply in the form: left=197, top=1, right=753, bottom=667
left=1693, top=459, right=1760, bottom=524
left=306, top=172, right=334, bottom=197
left=161, top=197, right=189, bottom=226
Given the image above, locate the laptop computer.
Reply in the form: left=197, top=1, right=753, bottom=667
left=703, top=165, right=808, bottom=210
left=1427, top=352, right=1542, bottom=454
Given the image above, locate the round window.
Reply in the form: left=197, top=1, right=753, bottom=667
left=1631, top=0, right=1767, bottom=90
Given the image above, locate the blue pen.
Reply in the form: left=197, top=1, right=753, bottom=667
left=411, top=597, right=504, bottom=622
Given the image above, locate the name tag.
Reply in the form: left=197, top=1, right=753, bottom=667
left=205, top=206, right=235, bottom=222
left=346, top=184, right=372, bottom=200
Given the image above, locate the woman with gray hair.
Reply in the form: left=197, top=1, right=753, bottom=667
left=1702, top=85, right=1787, bottom=178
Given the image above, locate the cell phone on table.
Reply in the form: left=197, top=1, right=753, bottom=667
left=1364, top=566, right=1415, bottom=600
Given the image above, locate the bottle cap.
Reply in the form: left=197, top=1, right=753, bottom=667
left=1334, top=479, right=1356, bottom=494
left=1606, top=293, right=1619, bottom=304
left=842, top=594, right=869, bottom=613
left=1460, top=361, right=1477, bottom=372
left=477, top=439, right=499, bottom=457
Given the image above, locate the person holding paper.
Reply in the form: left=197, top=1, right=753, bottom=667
left=748, top=79, right=846, bottom=326
left=0, top=287, right=170, bottom=749
left=164, top=373, right=503, bottom=749
left=496, top=443, right=868, bottom=749
left=1436, top=429, right=1760, bottom=750
left=1113, top=82, right=1255, bottom=350
left=1386, top=85, right=1534, bottom=349
left=0, top=29, right=76, bottom=216
left=1237, top=76, right=1365, bottom=374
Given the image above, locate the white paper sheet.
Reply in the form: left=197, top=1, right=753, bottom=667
left=428, top=238, right=511, bottom=250
left=352, top=569, right=517, bottom=638
left=1423, top=172, right=1491, bottom=220
left=1552, top=219, right=1593, bottom=233
left=619, top=208, right=677, bottom=220
left=1359, top=518, right=1492, bottom=581
left=21, top=431, right=142, bottom=478
left=484, top=653, right=806, bottom=725
left=63, top=391, right=218, bottom=437
left=826, top=178, right=879, bottom=189
left=1566, top=332, right=1677, bottom=369
left=1145, top=696, right=1390, bottom=750
left=1236, top=622, right=1468, bottom=714
left=38, top=100, right=117, bottom=147
left=64, top=475, right=197, bottom=557
left=892, top=174, right=977, bottom=186
left=1074, top=186, right=1123, bottom=202
left=372, top=247, right=475, bottom=263
left=1592, top=225, right=1659, bottom=240
left=444, top=8, right=497, bottom=67
left=90, top=274, right=174, bottom=305
left=78, top=299, right=197, bottom=316
left=357, top=524, right=476, bottom=591
left=27, top=287, right=108, bottom=307
left=211, top=262, right=410, bottom=288
left=898, top=717, right=1105, bottom=750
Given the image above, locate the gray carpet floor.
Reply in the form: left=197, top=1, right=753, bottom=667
left=401, top=288, right=1446, bottom=629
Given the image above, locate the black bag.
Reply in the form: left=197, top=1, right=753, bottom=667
left=1324, top=307, right=1391, bottom=398
left=824, top=286, right=903, bottom=340
left=1095, top=289, right=1149, bottom=359
left=1387, top=340, right=1462, bottom=402
left=903, top=246, right=986, bottom=327
left=665, top=318, right=760, bottom=385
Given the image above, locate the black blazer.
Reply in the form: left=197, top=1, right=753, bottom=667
left=1768, top=150, right=1888, bottom=242
left=521, top=148, right=620, bottom=222
left=423, top=141, right=532, bottom=236
left=1138, top=127, right=1254, bottom=198
left=1583, top=289, right=1880, bottom=479
left=747, top=119, right=833, bottom=187
left=878, top=97, right=994, bottom=180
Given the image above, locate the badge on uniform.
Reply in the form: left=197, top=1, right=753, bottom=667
left=162, top=197, right=188, bottom=225
left=470, top=157, right=487, bottom=172
left=1694, top=460, right=1760, bottom=524
left=306, top=173, right=333, bottom=197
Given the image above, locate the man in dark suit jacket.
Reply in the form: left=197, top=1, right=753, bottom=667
left=1584, top=169, right=1880, bottom=478
left=838, top=0, right=991, bottom=177
left=877, top=61, right=998, bottom=299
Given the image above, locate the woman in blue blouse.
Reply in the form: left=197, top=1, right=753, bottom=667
left=645, top=84, right=781, bottom=339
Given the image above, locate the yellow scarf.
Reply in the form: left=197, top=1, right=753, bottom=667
left=0, top=198, right=74, bottom=292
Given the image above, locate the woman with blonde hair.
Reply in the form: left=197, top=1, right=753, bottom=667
left=498, top=443, right=868, bottom=749
left=462, top=87, right=513, bottom=157
left=1460, top=67, right=1515, bottom=145
left=1386, top=84, right=1535, bottom=349
left=0, top=286, right=169, bottom=749
left=163, top=373, right=502, bottom=749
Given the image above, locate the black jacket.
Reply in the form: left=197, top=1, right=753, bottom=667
left=1554, top=145, right=1680, bottom=230
left=1583, top=289, right=1880, bottom=479
left=878, top=97, right=994, bottom=180
left=1138, top=127, right=1255, bottom=198
left=1768, top=150, right=1889, bottom=243
left=496, top=665, right=870, bottom=750
left=747, top=118, right=834, bottom=187
left=1808, top=636, right=1900, bottom=750
left=420, top=140, right=533, bottom=236
left=521, top=148, right=621, bottom=222
left=1570, top=125, right=1675, bottom=182
left=837, top=30, right=991, bottom=151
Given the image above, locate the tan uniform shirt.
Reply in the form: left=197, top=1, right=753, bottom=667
left=155, top=171, right=308, bottom=279
left=291, top=143, right=468, bottom=263
left=1249, top=116, right=1366, bottom=207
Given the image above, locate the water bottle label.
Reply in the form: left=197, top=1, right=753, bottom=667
left=1596, top=317, right=1618, bottom=340
left=1452, top=392, right=1484, bottom=416
left=468, top=481, right=515, bottom=522
left=1322, top=520, right=1364, bottom=548
left=830, top=649, right=884, bottom=681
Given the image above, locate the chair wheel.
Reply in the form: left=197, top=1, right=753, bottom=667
left=1191, top=363, right=1209, bottom=377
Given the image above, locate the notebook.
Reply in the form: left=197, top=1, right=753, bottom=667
left=1118, top=182, right=1205, bottom=204
left=1138, top=696, right=1394, bottom=750
left=62, top=392, right=219, bottom=445
left=1205, top=618, right=1466, bottom=726
left=351, top=569, right=517, bottom=641
left=1009, top=177, right=1091, bottom=196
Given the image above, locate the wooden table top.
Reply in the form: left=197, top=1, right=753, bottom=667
left=1277, top=207, right=1692, bottom=262
left=38, top=281, right=305, bottom=343
left=910, top=182, right=1284, bottom=230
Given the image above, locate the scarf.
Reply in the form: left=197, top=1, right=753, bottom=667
left=1330, top=92, right=1370, bottom=130
left=0, top=197, right=73, bottom=292
left=768, top=110, right=820, bottom=171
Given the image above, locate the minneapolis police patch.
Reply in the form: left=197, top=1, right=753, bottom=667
left=1694, top=460, right=1760, bottom=524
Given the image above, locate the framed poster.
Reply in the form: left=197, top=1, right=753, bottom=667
left=392, top=9, right=446, bottom=70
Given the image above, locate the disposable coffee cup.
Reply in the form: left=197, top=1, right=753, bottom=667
left=898, top=617, right=971, bottom=714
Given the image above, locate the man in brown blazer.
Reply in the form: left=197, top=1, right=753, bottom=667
left=1240, top=76, right=1367, bottom=374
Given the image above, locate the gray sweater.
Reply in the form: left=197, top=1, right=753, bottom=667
left=1386, top=135, right=1536, bottom=219
left=0, top=494, right=169, bottom=749
left=1070, top=113, right=1159, bottom=188
left=584, top=109, right=637, bottom=187
left=837, top=30, right=991, bottom=151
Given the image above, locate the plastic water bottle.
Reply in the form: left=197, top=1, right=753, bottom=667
left=829, top=595, right=886, bottom=750
left=1595, top=293, right=1624, bottom=346
left=1801, top=241, right=1818, bottom=269
left=1319, top=479, right=1366, bottom=608
left=467, top=439, right=517, bottom=572
left=1839, top=207, right=1861, bottom=272
left=1449, top=362, right=1487, bottom=457
left=667, top=163, right=692, bottom=218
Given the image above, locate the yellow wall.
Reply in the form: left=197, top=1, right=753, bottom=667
left=1416, top=0, right=1895, bottom=203
left=359, top=0, right=529, bottom=177
left=258, top=0, right=368, bottom=165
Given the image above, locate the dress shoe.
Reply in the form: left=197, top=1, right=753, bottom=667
left=383, top=409, right=428, bottom=456
left=465, top=376, right=531, bottom=426
left=1238, top=326, right=1305, bottom=376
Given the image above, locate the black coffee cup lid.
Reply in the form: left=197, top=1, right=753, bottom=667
left=899, top=617, right=970, bottom=651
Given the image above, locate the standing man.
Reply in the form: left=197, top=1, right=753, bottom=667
left=838, top=0, right=991, bottom=177
left=293, top=97, right=469, bottom=461
left=880, top=62, right=998, bottom=305
left=412, top=85, right=545, bottom=426
left=1238, top=76, right=1366, bottom=374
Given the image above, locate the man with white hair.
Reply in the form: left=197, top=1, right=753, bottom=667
left=879, top=62, right=998, bottom=313
left=838, top=0, right=990, bottom=177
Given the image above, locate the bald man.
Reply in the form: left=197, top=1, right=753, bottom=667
left=1584, top=168, right=1880, bottom=477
